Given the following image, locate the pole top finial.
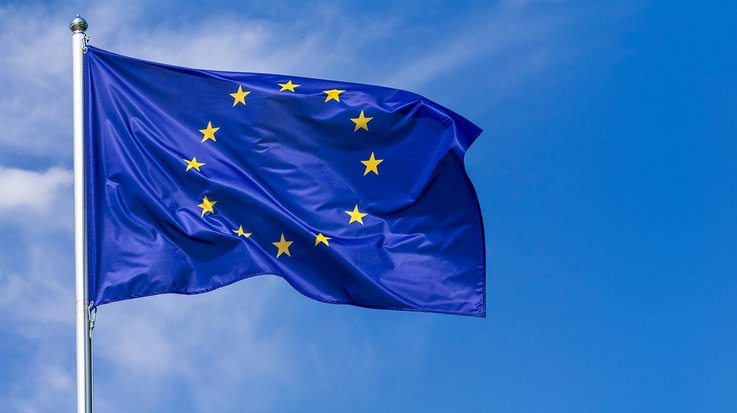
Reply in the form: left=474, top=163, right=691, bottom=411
left=69, top=15, right=88, bottom=34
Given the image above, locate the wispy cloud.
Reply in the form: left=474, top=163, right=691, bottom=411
left=0, top=237, right=76, bottom=413
left=377, top=0, right=587, bottom=107
left=83, top=2, right=397, bottom=77
left=0, top=5, right=72, bottom=167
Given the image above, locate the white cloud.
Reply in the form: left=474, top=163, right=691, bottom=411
left=91, top=279, right=304, bottom=412
left=0, top=167, right=72, bottom=212
left=0, top=5, right=72, bottom=162
left=0, top=236, right=76, bottom=413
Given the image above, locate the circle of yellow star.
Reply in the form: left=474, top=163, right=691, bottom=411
left=345, top=205, right=368, bottom=225
left=351, top=111, right=373, bottom=132
left=183, top=156, right=205, bottom=172
left=198, top=196, right=217, bottom=217
left=278, top=80, right=300, bottom=92
left=314, top=233, right=331, bottom=246
left=273, top=233, right=293, bottom=258
left=361, top=152, right=383, bottom=176
left=232, top=225, right=252, bottom=238
left=230, top=85, right=251, bottom=106
left=323, top=89, right=345, bottom=102
left=199, top=121, right=220, bottom=143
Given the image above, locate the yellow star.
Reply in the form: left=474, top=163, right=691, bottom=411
left=345, top=205, right=368, bottom=225
left=232, top=225, right=252, bottom=238
left=199, top=121, right=220, bottom=143
left=273, top=233, right=293, bottom=258
left=314, top=233, right=331, bottom=246
left=323, top=89, right=345, bottom=102
left=230, top=85, right=251, bottom=106
left=360, top=152, right=383, bottom=176
left=183, top=156, right=205, bottom=172
left=198, top=196, right=217, bottom=217
left=278, top=80, right=300, bottom=92
left=351, top=111, right=373, bottom=132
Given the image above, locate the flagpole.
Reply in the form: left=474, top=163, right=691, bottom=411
left=70, top=15, right=93, bottom=413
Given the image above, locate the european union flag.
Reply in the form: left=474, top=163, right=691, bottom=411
left=85, top=46, right=486, bottom=317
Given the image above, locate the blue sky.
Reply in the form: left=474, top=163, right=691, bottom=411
left=0, top=0, right=735, bottom=412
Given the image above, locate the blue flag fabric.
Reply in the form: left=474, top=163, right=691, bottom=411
left=85, top=46, right=485, bottom=317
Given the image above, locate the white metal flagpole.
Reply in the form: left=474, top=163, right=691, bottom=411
left=70, top=15, right=93, bottom=413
